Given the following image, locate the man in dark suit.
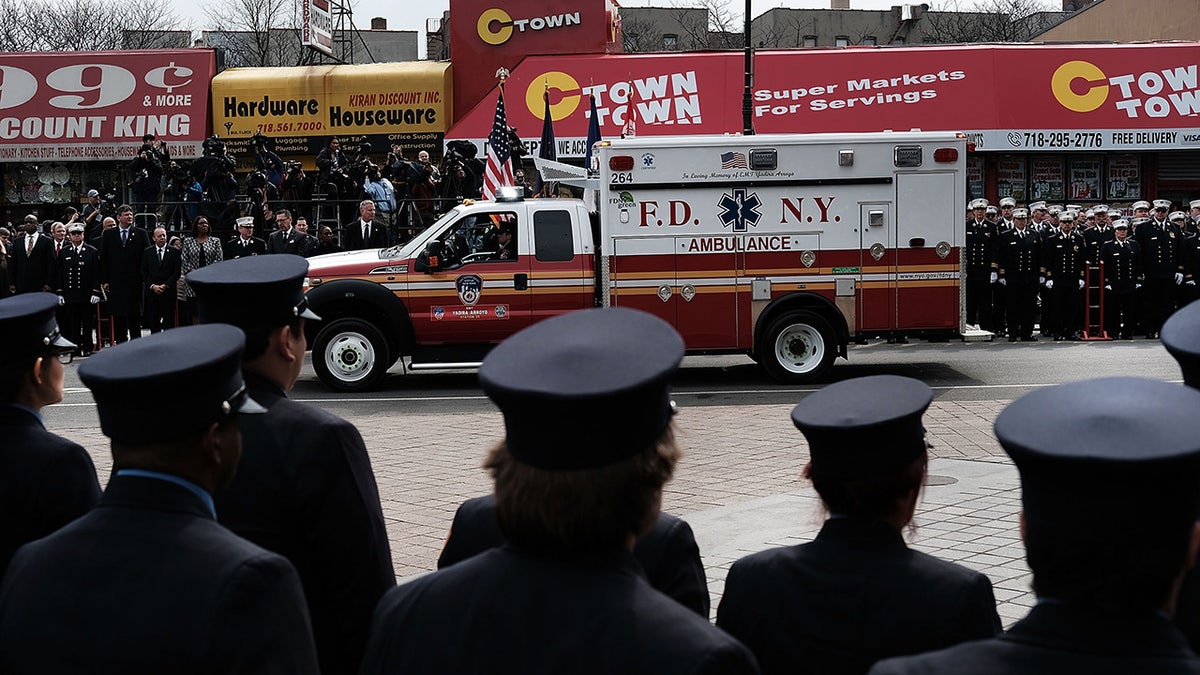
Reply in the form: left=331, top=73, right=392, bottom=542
left=56, top=224, right=103, bottom=355
left=717, top=376, right=1000, bottom=675
left=438, top=494, right=710, bottom=617
left=189, top=256, right=394, bottom=675
left=997, top=208, right=1043, bottom=342
left=98, top=205, right=149, bottom=342
left=224, top=216, right=267, bottom=260
left=293, top=215, right=318, bottom=256
left=871, top=377, right=1200, bottom=674
left=359, top=308, right=757, bottom=675
left=267, top=209, right=306, bottom=255
left=343, top=200, right=388, bottom=251
left=140, top=226, right=181, bottom=333
left=10, top=215, right=54, bottom=294
left=0, top=324, right=318, bottom=674
left=0, top=293, right=101, bottom=579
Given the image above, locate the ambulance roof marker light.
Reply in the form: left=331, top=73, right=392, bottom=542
left=494, top=186, right=523, bottom=202
left=933, top=147, right=959, bottom=163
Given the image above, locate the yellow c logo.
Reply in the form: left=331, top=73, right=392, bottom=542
left=477, top=8, right=513, bottom=46
left=527, top=72, right=582, bottom=122
left=1051, top=60, right=1109, bottom=113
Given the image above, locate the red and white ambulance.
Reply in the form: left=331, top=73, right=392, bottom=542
left=303, top=130, right=967, bottom=391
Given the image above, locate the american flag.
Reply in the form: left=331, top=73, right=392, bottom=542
left=482, top=87, right=514, bottom=201
left=721, top=151, right=748, bottom=169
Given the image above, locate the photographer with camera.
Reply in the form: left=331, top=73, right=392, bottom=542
left=363, top=165, right=396, bottom=244
left=384, top=144, right=419, bottom=241
left=127, top=145, right=163, bottom=228
left=411, top=150, right=441, bottom=228
left=252, top=132, right=286, bottom=188
left=247, top=170, right=281, bottom=235
left=280, top=161, right=313, bottom=221
left=161, top=161, right=193, bottom=232
left=316, top=137, right=354, bottom=221
left=80, top=190, right=109, bottom=242
left=188, top=136, right=239, bottom=237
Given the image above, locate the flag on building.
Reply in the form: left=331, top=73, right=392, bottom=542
left=582, top=92, right=603, bottom=210
left=535, top=88, right=557, bottom=197
left=482, top=86, right=514, bottom=201
left=622, top=79, right=637, bottom=139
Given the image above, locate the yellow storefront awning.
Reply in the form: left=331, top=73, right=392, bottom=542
left=212, top=61, right=452, bottom=140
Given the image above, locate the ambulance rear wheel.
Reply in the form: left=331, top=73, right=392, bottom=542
left=761, top=311, right=835, bottom=383
left=312, top=318, right=390, bottom=392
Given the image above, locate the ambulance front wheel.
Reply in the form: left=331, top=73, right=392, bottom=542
left=312, top=318, right=391, bottom=392
left=761, top=311, right=835, bottom=383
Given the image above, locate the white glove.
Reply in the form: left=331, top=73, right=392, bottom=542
left=998, top=278, right=1006, bottom=286
left=1176, top=272, right=1185, bottom=285
left=89, top=294, right=101, bottom=305
left=989, top=271, right=997, bottom=284
left=57, top=295, right=65, bottom=306
left=1039, top=276, right=1046, bottom=285
left=1136, top=283, right=1143, bottom=289
left=1045, top=279, right=1054, bottom=290
left=1105, top=284, right=1112, bottom=290
left=1078, top=279, right=1085, bottom=290
left=1188, top=280, right=1196, bottom=287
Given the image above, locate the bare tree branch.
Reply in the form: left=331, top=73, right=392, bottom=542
left=0, top=0, right=186, bottom=52
left=925, top=0, right=1057, bottom=44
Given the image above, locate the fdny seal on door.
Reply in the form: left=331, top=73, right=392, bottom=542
left=456, top=274, right=483, bottom=306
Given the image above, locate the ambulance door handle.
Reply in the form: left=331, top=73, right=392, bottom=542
left=514, top=273, right=528, bottom=291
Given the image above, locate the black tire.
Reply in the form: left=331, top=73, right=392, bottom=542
left=758, top=311, right=836, bottom=383
left=312, top=318, right=391, bottom=392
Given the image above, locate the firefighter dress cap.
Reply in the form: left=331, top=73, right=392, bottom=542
left=478, top=307, right=684, bottom=471
left=995, top=377, right=1200, bottom=541
left=969, top=198, right=987, bottom=210
left=1161, top=301, right=1200, bottom=388
left=235, top=216, right=255, bottom=228
left=1170, top=211, right=1186, bottom=222
left=78, top=324, right=265, bottom=445
left=0, top=293, right=76, bottom=362
left=1029, top=201, right=1047, bottom=212
left=999, top=197, right=1016, bottom=208
left=86, top=189, right=99, bottom=198
left=1094, top=203, right=1109, bottom=213
left=1190, top=199, right=1200, bottom=210
left=1012, top=208, right=1029, bottom=219
left=1133, top=200, right=1152, bottom=211
left=791, top=375, right=932, bottom=481
left=1061, top=210, right=1077, bottom=222
left=188, top=256, right=321, bottom=328
left=1133, top=217, right=1152, bottom=227
left=1048, top=205, right=1062, bottom=215
left=1153, top=199, right=1171, bottom=211
left=985, top=205, right=998, bottom=215
left=1113, top=219, right=1129, bottom=230
left=1108, top=208, right=1123, bottom=218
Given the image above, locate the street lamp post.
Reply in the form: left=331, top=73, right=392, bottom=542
left=742, top=0, right=755, bottom=135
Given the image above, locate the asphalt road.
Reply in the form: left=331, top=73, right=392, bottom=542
left=54, top=336, right=1184, bottom=424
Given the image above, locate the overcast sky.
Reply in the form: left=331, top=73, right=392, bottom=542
left=179, top=0, right=917, bottom=59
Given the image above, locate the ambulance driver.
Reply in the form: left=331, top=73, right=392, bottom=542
left=717, top=375, right=1001, bottom=675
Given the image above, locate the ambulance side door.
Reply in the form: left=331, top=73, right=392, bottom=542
left=407, top=209, right=533, bottom=345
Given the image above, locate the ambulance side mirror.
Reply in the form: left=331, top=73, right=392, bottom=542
left=422, top=240, right=444, bottom=273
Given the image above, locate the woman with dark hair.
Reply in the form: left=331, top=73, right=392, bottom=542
left=177, top=216, right=223, bottom=325
left=716, top=375, right=1000, bottom=675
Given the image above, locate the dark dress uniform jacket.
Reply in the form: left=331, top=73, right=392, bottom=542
left=1137, top=220, right=1185, bottom=280
left=716, top=518, right=1000, bottom=675
left=97, top=226, right=150, bottom=315
left=869, top=602, right=1200, bottom=674
left=0, top=474, right=319, bottom=674
left=360, top=546, right=760, bottom=675
left=1101, top=238, right=1141, bottom=292
left=56, top=243, right=102, bottom=302
left=0, top=405, right=100, bottom=578
left=215, top=371, right=394, bottom=675
left=438, top=494, right=710, bottom=617
left=267, top=228, right=307, bottom=255
left=964, top=219, right=997, bottom=281
left=224, top=235, right=267, bottom=260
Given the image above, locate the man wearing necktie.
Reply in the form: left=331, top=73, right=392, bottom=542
left=10, top=215, right=53, bottom=295
left=55, top=224, right=102, bottom=355
left=344, top=200, right=386, bottom=251
left=997, top=208, right=1043, bottom=342
left=98, top=205, right=150, bottom=342
left=1101, top=220, right=1142, bottom=340
left=141, top=227, right=181, bottom=334
left=224, top=217, right=267, bottom=260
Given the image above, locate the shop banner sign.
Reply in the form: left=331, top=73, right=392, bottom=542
left=1106, top=155, right=1141, bottom=200
left=1031, top=157, right=1065, bottom=202
left=0, top=49, right=215, bottom=161
left=446, top=43, right=1200, bottom=158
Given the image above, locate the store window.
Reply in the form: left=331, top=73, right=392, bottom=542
left=1106, top=155, right=1141, bottom=200
left=802, top=35, right=817, bottom=47
left=1067, top=156, right=1102, bottom=201
left=835, top=36, right=849, bottom=47
left=967, top=156, right=985, bottom=199
left=862, top=36, right=877, bottom=45
left=662, top=34, right=678, bottom=51
left=996, top=156, right=1027, bottom=202
left=1030, top=156, right=1065, bottom=202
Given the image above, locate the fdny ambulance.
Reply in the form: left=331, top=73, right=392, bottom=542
left=303, top=131, right=967, bottom=392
